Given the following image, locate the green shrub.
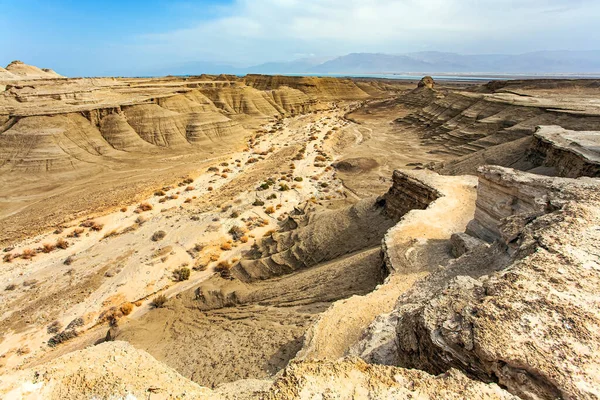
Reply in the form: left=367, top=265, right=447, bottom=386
left=173, top=267, right=191, bottom=281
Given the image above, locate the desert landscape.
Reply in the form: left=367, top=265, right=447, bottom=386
left=0, top=60, right=599, bottom=400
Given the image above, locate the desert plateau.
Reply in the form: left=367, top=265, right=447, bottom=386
left=0, top=57, right=599, bottom=400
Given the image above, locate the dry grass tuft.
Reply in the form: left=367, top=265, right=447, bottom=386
left=135, top=202, right=153, bottom=213
left=265, top=206, right=275, bottom=214
left=42, top=243, right=56, bottom=253
left=151, top=294, right=168, bottom=308
left=20, top=248, right=36, bottom=260
left=120, top=302, right=134, bottom=316
left=220, top=242, right=233, bottom=251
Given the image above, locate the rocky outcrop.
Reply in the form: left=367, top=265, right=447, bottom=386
left=3, top=61, right=63, bottom=80
left=379, top=170, right=441, bottom=220
left=233, top=199, right=396, bottom=282
left=263, top=358, right=517, bottom=400
left=0, top=341, right=214, bottom=399
left=393, top=80, right=600, bottom=175
left=418, top=76, right=435, bottom=89
left=357, top=166, right=600, bottom=400
left=526, top=125, right=600, bottom=178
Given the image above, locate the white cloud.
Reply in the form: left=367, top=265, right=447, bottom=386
left=136, top=0, right=600, bottom=65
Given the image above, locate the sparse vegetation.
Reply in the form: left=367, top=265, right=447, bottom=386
left=173, top=267, right=191, bottom=281
left=5, top=283, right=16, bottom=291
left=90, top=222, right=104, bottom=231
left=47, top=320, right=62, bottom=334
left=151, top=294, right=168, bottom=308
left=265, top=206, right=275, bottom=214
left=154, top=190, right=166, bottom=196
left=120, top=302, right=134, bottom=316
left=42, top=243, right=56, bottom=253
left=214, top=261, right=232, bottom=278
left=21, top=248, right=36, bottom=260
left=220, top=242, right=232, bottom=251
left=267, top=194, right=277, bottom=200
left=136, top=202, right=153, bottom=213
left=294, top=177, right=303, bottom=182
left=229, top=225, right=246, bottom=240
left=253, top=199, right=265, bottom=206
left=151, top=230, right=166, bottom=241
left=279, top=183, right=290, bottom=191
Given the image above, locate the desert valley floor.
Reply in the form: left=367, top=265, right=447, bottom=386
left=0, top=62, right=599, bottom=399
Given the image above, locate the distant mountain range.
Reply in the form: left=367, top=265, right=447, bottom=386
left=150, top=51, right=600, bottom=77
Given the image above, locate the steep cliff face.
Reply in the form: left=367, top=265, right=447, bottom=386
left=243, top=74, right=371, bottom=100
left=526, top=125, right=600, bottom=178
left=392, top=82, right=600, bottom=176
left=379, top=170, right=441, bottom=220
left=357, top=167, right=600, bottom=400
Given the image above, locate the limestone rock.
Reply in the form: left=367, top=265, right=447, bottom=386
left=417, top=75, right=435, bottom=89
left=262, top=358, right=517, bottom=400
left=0, top=341, right=216, bottom=399
left=450, top=232, right=487, bottom=257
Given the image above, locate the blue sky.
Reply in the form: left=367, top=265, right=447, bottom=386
left=1, top=0, right=599, bottom=76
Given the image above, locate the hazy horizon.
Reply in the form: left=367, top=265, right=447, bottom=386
left=2, top=0, right=600, bottom=76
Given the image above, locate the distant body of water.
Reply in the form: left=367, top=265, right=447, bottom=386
left=274, top=72, right=600, bottom=81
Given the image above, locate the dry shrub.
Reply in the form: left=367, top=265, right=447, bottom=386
left=315, top=155, right=326, bottom=162
left=63, top=255, right=75, bottom=265
left=208, top=186, right=214, bottom=191
left=170, top=194, right=179, bottom=200
left=40, top=243, right=54, bottom=254
left=230, top=210, right=240, bottom=218
left=229, top=225, right=246, bottom=240
left=91, top=222, right=104, bottom=231
left=173, top=267, right=191, bottom=281
left=208, top=166, right=219, bottom=172
left=184, top=198, right=192, bottom=203
left=265, top=206, right=275, bottom=214
left=214, top=261, right=232, bottom=278
left=5, top=283, right=16, bottom=291
left=134, top=301, right=143, bottom=307
left=154, top=190, right=166, bottom=196
left=220, top=242, right=232, bottom=251
left=210, top=254, right=220, bottom=262
left=80, top=220, right=95, bottom=228
left=47, top=320, right=62, bottom=334
left=66, top=228, right=82, bottom=238
left=120, top=207, right=128, bottom=212
left=158, top=197, right=167, bottom=203
left=253, top=199, right=265, bottom=206
left=21, top=248, right=36, bottom=260
left=3, top=253, right=14, bottom=263
left=135, top=202, right=153, bottom=213
left=221, top=173, right=228, bottom=178
left=240, top=236, right=249, bottom=243
left=135, top=216, right=147, bottom=225
left=151, top=231, right=166, bottom=242
left=102, top=230, right=118, bottom=240
left=247, top=158, right=258, bottom=164
left=120, top=302, right=134, bottom=316
left=151, top=294, right=168, bottom=308
left=185, top=186, right=194, bottom=191
left=264, top=230, right=276, bottom=237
